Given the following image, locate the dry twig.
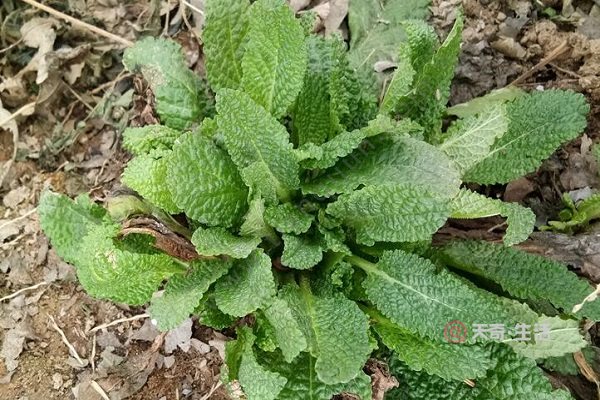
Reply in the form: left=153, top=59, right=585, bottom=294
left=90, top=380, right=111, bottom=400
left=49, top=315, right=86, bottom=366
left=19, top=0, right=133, bottom=47
left=0, top=281, right=48, bottom=303
left=510, top=40, right=569, bottom=86
left=0, top=208, right=38, bottom=232
left=88, top=313, right=150, bottom=334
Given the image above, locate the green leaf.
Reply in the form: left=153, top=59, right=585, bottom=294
left=149, top=258, right=233, bottom=331
left=326, top=184, right=450, bottom=245
left=121, top=150, right=179, bottom=214
left=353, top=250, right=537, bottom=341
left=122, top=125, right=181, bottom=155
left=195, top=294, right=237, bottom=329
left=438, top=240, right=600, bottom=320
left=438, top=106, right=509, bottom=175
left=465, top=90, right=589, bottom=184
left=388, top=345, right=574, bottom=399
left=123, top=37, right=212, bottom=129
left=545, top=193, right=600, bottom=233
left=372, top=311, right=494, bottom=380
left=395, top=16, right=463, bottom=138
left=167, top=132, right=248, bottom=227
left=279, top=282, right=371, bottom=384
left=281, top=234, right=323, bottom=270
left=505, top=316, right=586, bottom=359
left=446, top=86, right=525, bottom=118
left=262, top=297, right=308, bottom=362
left=38, top=191, right=111, bottom=265
left=239, top=197, right=278, bottom=240
left=449, top=189, right=535, bottom=246
left=240, top=346, right=287, bottom=400
left=226, top=327, right=287, bottom=400
left=214, top=249, right=276, bottom=317
left=203, top=0, right=250, bottom=90
left=303, top=136, right=461, bottom=198
left=191, top=227, right=260, bottom=258
left=347, top=0, right=431, bottom=74
left=380, top=56, right=415, bottom=115
left=299, top=115, right=417, bottom=170
left=291, top=35, right=345, bottom=146
left=216, top=89, right=300, bottom=201
left=264, top=203, right=313, bottom=234
left=77, top=224, right=182, bottom=305
left=241, top=0, right=307, bottom=117
left=259, top=351, right=372, bottom=400
left=543, top=347, right=598, bottom=375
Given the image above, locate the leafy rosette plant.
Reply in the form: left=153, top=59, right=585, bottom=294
left=39, top=0, right=596, bottom=399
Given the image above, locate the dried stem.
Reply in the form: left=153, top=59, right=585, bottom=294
left=19, top=0, right=133, bottom=47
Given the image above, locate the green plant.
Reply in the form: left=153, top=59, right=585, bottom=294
left=38, top=1, right=596, bottom=399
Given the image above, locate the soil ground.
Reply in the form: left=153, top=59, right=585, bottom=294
left=1, top=0, right=600, bottom=399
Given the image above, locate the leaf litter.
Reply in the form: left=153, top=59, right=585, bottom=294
left=2, top=0, right=600, bottom=398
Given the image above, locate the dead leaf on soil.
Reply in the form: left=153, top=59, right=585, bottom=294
left=0, top=17, right=58, bottom=95
left=164, top=318, right=193, bottom=354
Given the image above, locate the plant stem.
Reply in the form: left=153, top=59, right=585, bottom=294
left=345, top=254, right=377, bottom=272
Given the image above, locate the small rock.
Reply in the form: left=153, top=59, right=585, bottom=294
left=52, top=372, right=63, bottom=390
left=191, top=338, right=210, bottom=354
left=492, top=37, right=528, bottom=59
left=497, top=12, right=507, bottom=21
left=163, top=355, right=175, bottom=369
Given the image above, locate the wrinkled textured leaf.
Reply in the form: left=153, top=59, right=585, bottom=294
left=387, top=345, right=574, bottom=399
left=395, top=16, right=463, bottom=139
left=149, top=258, right=233, bottom=330
left=299, top=115, right=416, bottom=170
left=356, top=250, right=537, bottom=341
left=241, top=0, right=307, bottom=117
left=506, top=316, right=586, bottom=360
left=216, top=89, right=300, bottom=201
left=204, top=0, right=250, bottom=90
left=372, top=312, right=494, bottom=380
left=439, top=106, right=509, bottom=175
left=380, top=56, right=415, bottom=115
left=214, top=250, right=276, bottom=317
left=121, top=150, right=179, bottom=214
left=122, top=125, right=181, bottom=155
left=191, top=227, right=260, bottom=258
left=281, top=234, right=323, bottom=270
left=38, top=191, right=111, bottom=265
left=292, top=35, right=345, bottom=146
left=303, top=136, right=461, bottom=198
left=167, top=132, right=248, bottom=227
left=77, top=224, right=182, bottom=305
left=280, top=282, right=371, bottom=384
left=465, top=90, right=589, bottom=184
left=123, top=37, right=212, bottom=129
left=264, top=203, right=314, bottom=234
left=240, top=347, right=287, bottom=400
left=327, top=184, right=450, bottom=245
left=439, top=240, right=600, bottom=320
left=259, top=351, right=372, bottom=400
left=449, top=189, right=535, bottom=246
left=262, top=297, right=308, bottom=362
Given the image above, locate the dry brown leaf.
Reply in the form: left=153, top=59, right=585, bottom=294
left=0, top=18, right=59, bottom=95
